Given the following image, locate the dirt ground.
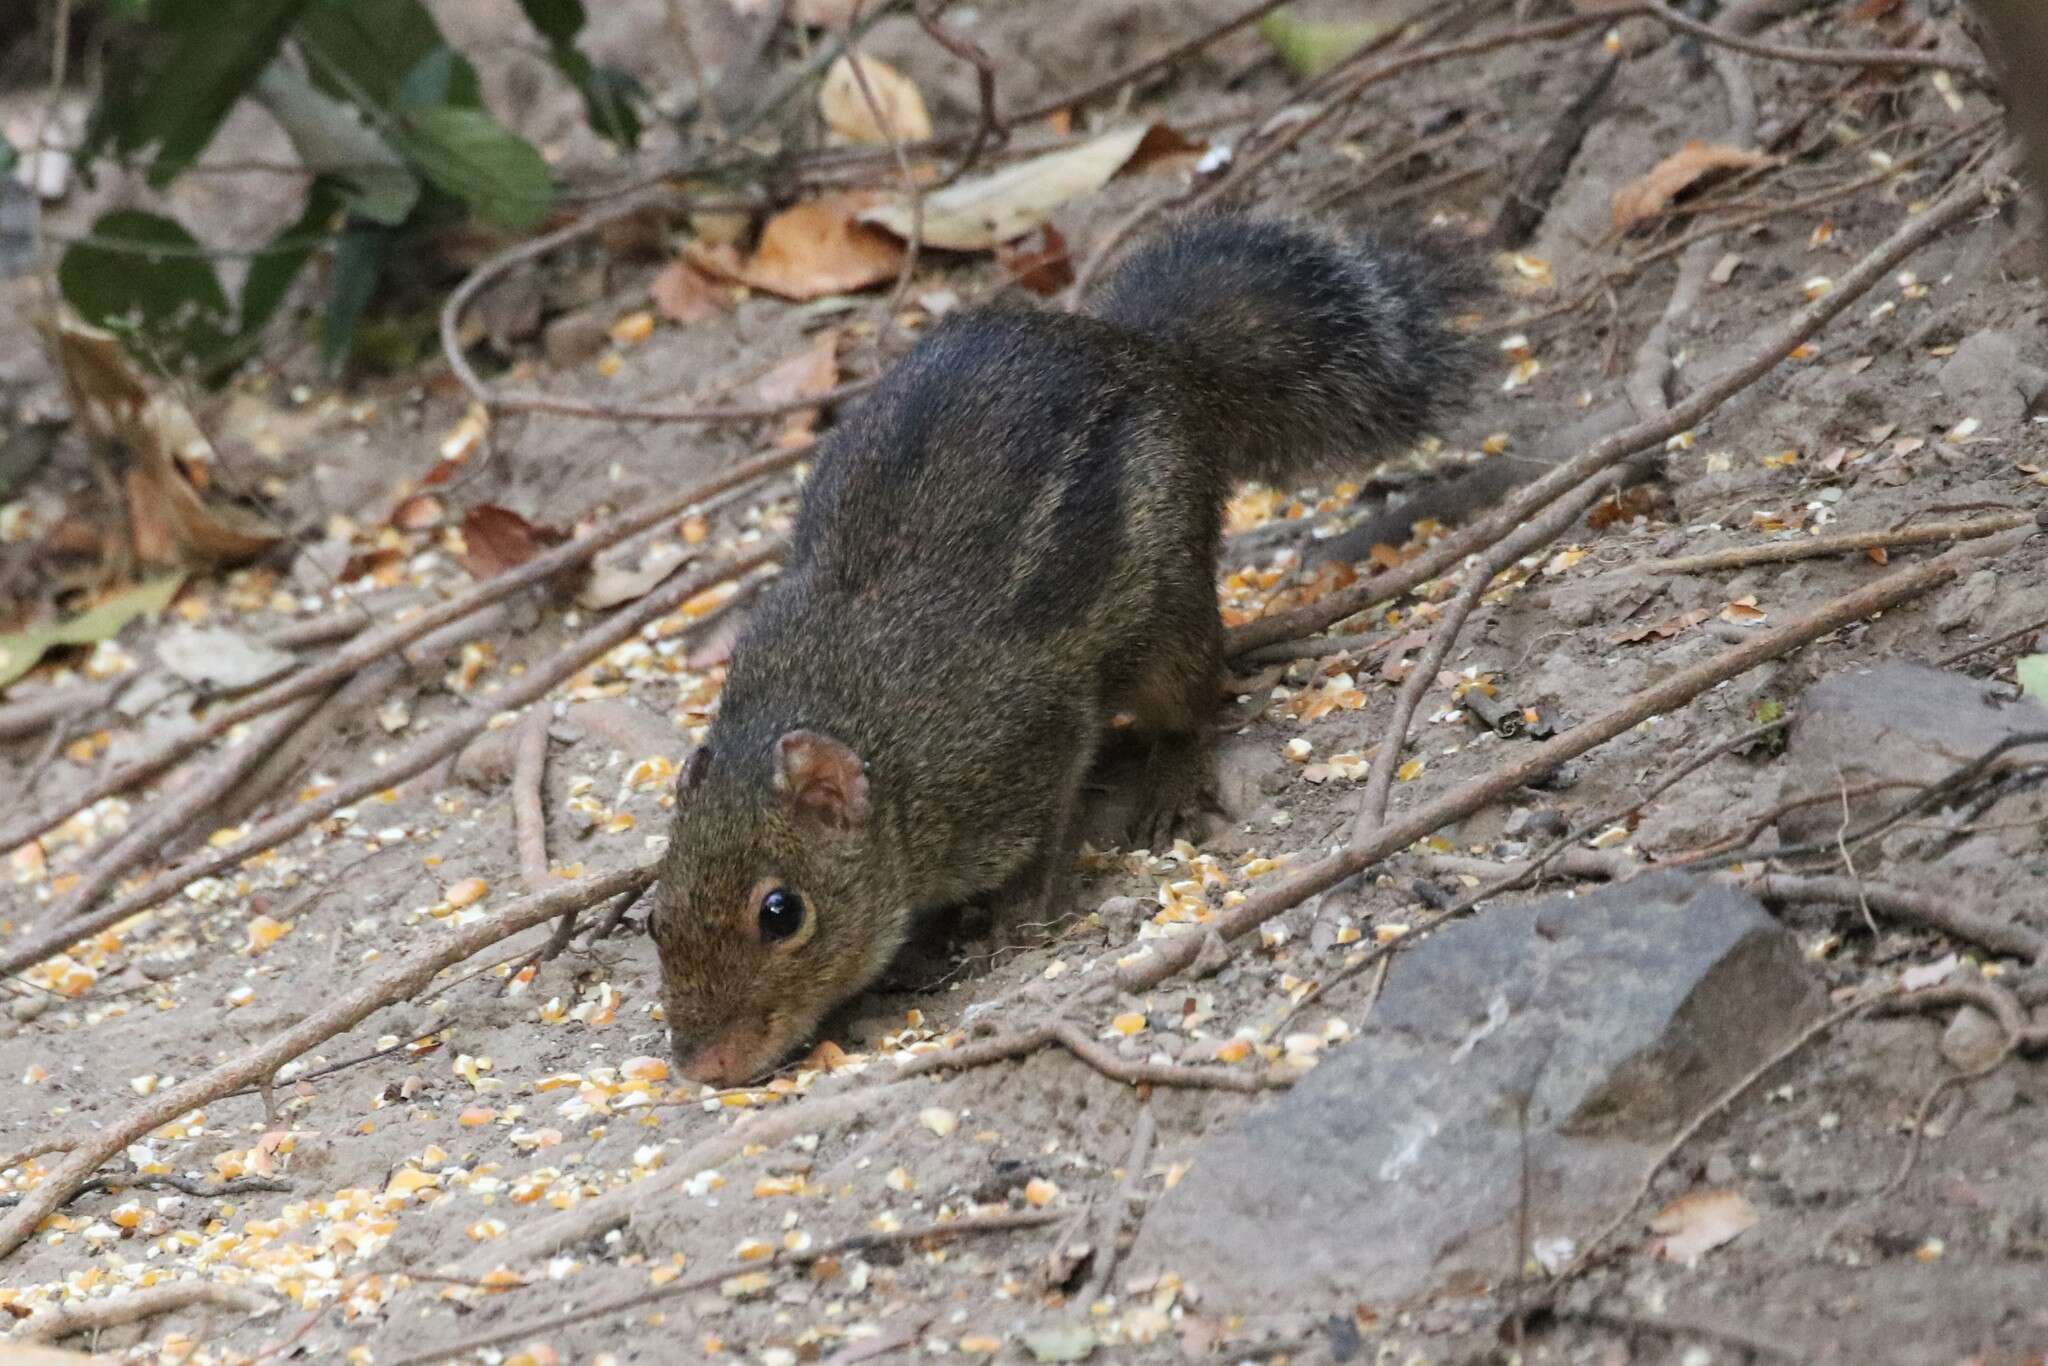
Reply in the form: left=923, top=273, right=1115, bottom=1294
left=3, top=0, right=2047, bottom=1363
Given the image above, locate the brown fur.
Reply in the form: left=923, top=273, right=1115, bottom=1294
left=652, top=214, right=1477, bottom=1084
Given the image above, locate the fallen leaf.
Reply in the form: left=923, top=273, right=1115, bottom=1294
left=2017, top=654, right=2048, bottom=703
left=1611, top=141, right=1777, bottom=232
left=1610, top=606, right=1710, bottom=645
left=1648, top=1188, right=1758, bottom=1266
left=860, top=124, right=1194, bottom=250
left=577, top=541, right=691, bottom=610
left=648, top=258, right=729, bottom=324
left=1258, top=8, right=1394, bottom=78
left=998, top=223, right=1075, bottom=296
left=48, top=318, right=280, bottom=567
left=0, top=573, right=186, bottom=691
left=688, top=195, right=904, bottom=300
left=754, top=327, right=842, bottom=445
left=754, top=328, right=841, bottom=408
left=819, top=53, right=932, bottom=146
left=458, top=505, right=568, bottom=580
left=157, top=625, right=296, bottom=692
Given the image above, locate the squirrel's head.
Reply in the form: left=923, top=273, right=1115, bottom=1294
left=652, top=729, right=907, bottom=1086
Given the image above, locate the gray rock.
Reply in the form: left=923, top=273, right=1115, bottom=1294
left=1776, top=664, right=2048, bottom=843
left=1938, top=331, right=2048, bottom=427
left=1941, top=1004, right=2006, bottom=1073
left=1933, top=568, right=2000, bottom=634
left=1126, top=874, right=1824, bottom=1313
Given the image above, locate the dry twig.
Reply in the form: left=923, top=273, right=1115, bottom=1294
left=0, top=864, right=653, bottom=1261
left=0, top=546, right=773, bottom=982
left=14, top=1281, right=276, bottom=1344
left=512, top=705, right=551, bottom=893
left=1641, top=511, right=2037, bottom=574
left=1123, top=537, right=2017, bottom=994
left=0, top=449, right=799, bottom=859
left=1554, top=996, right=1873, bottom=1282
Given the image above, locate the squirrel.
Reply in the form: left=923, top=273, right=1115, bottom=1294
left=653, top=214, right=1477, bottom=1085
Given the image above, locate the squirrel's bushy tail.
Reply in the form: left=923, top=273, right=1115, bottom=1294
left=1094, top=214, right=1478, bottom=489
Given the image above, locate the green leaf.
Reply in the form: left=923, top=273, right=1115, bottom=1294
left=0, top=138, right=16, bottom=177
left=241, top=179, right=347, bottom=336
left=294, top=0, right=481, bottom=113
left=58, top=210, right=235, bottom=371
left=2018, top=654, right=2048, bottom=704
left=513, top=0, right=641, bottom=149
left=251, top=59, right=420, bottom=226
left=397, top=106, right=553, bottom=232
left=321, top=223, right=390, bottom=372
left=0, top=574, right=187, bottom=692
left=1258, top=7, right=1392, bottom=79
left=86, top=0, right=314, bottom=186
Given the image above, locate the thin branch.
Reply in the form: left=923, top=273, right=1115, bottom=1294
left=915, top=0, right=1006, bottom=186
left=15, top=1282, right=276, bottom=1345
left=1356, top=469, right=1624, bottom=834
left=35, top=689, right=326, bottom=926
left=842, top=9, right=925, bottom=336
left=512, top=705, right=552, bottom=893
left=0, top=446, right=797, bottom=866
left=1552, top=996, right=1874, bottom=1283
left=1641, top=511, right=2036, bottom=574
left=0, top=547, right=775, bottom=983
left=1644, top=0, right=1989, bottom=77
left=1007, top=0, right=1297, bottom=125
left=0, top=865, right=653, bottom=1261
left=1121, top=536, right=2014, bottom=993
left=1744, top=871, right=2047, bottom=964
left=467, top=1020, right=1287, bottom=1274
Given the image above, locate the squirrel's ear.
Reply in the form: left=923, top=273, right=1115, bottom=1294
left=681, top=745, right=711, bottom=794
left=772, top=730, right=869, bottom=833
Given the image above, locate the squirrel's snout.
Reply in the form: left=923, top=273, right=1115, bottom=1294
left=672, top=1024, right=774, bottom=1088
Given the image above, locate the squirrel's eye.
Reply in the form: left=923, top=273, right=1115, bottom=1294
left=758, top=888, right=805, bottom=942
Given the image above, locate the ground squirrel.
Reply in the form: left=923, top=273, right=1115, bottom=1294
left=654, top=214, right=1476, bottom=1084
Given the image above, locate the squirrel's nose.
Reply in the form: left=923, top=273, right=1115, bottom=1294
left=675, top=1035, right=752, bottom=1088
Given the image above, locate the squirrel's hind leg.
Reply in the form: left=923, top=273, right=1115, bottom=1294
left=1111, top=621, right=1228, bottom=850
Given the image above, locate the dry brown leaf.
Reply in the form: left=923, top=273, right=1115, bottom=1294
left=648, top=258, right=730, bottom=325
left=998, top=223, right=1076, bottom=296
left=48, top=318, right=280, bottom=568
left=754, top=328, right=842, bottom=446
left=1610, top=606, right=1710, bottom=645
left=754, top=328, right=841, bottom=409
left=819, top=53, right=932, bottom=146
left=458, top=505, right=568, bottom=581
left=687, top=195, right=904, bottom=301
left=1611, top=141, right=1777, bottom=232
left=859, top=123, right=1191, bottom=251
left=1648, top=1188, right=1759, bottom=1266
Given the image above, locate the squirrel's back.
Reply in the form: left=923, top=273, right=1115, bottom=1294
left=657, top=214, right=1478, bottom=1085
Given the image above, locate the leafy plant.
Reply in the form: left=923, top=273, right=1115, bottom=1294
left=60, top=0, right=643, bottom=376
